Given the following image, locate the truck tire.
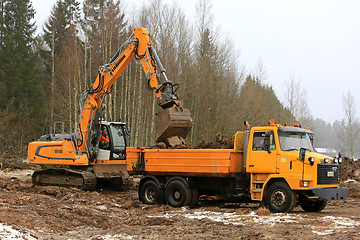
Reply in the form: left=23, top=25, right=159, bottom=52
left=189, top=188, right=199, bottom=208
left=165, top=180, right=191, bottom=207
left=265, top=182, right=296, bottom=213
left=139, top=180, right=164, bottom=205
left=300, top=199, right=327, bottom=212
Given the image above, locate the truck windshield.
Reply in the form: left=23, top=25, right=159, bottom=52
left=278, top=130, right=314, bottom=152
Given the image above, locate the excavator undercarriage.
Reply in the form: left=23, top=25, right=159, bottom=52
left=32, top=168, right=97, bottom=191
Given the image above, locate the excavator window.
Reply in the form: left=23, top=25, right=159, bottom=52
left=109, top=124, right=126, bottom=160
left=99, top=127, right=110, bottom=150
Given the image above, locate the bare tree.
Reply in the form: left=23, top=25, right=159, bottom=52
left=195, top=0, right=213, bottom=37
left=340, top=90, right=360, bottom=158
left=254, top=57, right=267, bottom=84
left=283, top=73, right=311, bottom=124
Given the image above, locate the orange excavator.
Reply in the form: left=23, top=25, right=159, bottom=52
left=28, top=27, right=193, bottom=190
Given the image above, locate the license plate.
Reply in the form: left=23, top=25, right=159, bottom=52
left=327, top=171, right=335, bottom=177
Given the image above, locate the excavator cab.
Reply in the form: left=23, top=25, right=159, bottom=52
left=95, top=121, right=127, bottom=161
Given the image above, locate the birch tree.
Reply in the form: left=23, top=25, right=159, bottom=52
left=339, top=90, right=360, bottom=158
left=283, top=73, right=311, bottom=124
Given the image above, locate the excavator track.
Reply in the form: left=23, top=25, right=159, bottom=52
left=32, top=168, right=97, bottom=191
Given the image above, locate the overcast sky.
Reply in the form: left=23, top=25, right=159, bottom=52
left=32, top=0, right=360, bottom=124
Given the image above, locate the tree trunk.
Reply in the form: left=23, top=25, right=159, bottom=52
left=51, top=23, right=55, bottom=132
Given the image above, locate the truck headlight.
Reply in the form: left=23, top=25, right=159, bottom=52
left=300, top=181, right=309, bottom=187
left=338, top=158, right=342, bottom=163
left=324, top=158, right=329, bottom=163
left=334, top=158, right=338, bottom=164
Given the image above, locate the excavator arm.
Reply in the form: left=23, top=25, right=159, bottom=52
left=27, top=27, right=191, bottom=189
left=78, top=27, right=192, bottom=155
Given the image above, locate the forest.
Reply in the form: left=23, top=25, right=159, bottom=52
left=0, top=0, right=358, bottom=159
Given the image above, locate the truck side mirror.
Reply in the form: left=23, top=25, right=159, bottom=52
left=264, top=132, right=271, bottom=154
left=299, top=148, right=306, bottom=162
left=337, top=152, right=342, bottom=163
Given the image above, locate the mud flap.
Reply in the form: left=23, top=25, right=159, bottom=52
left=311, top=187, right=348, bottom=201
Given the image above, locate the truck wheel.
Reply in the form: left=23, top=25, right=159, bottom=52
left=165, top=180, right=191, bottom=207
left=189, top=188, right=199, bottom=208
left=265, top=182, right=296, bottom=213
left=300, top=200, right=327, bottom=212
left=139, top=180, right=163, bottom=205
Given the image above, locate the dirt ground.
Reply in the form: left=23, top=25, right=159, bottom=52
left=0, top=165, right=359, bottom=240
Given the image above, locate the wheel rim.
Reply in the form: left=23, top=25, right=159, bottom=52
left=173, top=189, right=181, bottom=201
left=271, top=189, right=287, bottom=207
left=145, top=186, right=156, bottom=202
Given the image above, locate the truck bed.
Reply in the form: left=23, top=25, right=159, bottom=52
left=126, top=147, right=244, bottom=177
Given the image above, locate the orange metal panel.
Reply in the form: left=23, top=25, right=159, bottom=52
left=126, top=148, right=244, bottom=177
left=28, top=140, right=88, bottom=166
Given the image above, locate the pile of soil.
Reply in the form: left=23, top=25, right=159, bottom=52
left=339, top=157, right=360, bottom=181
left=153, top=133, right=234, bottom=149
left=195, top=133, right=234, bottom=149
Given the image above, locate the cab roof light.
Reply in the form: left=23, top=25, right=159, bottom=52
left=284, top=123, right=288, bottom=126
left=268, top=119, right=275, bottom=125
left=294, top=123, right=299, bottom=127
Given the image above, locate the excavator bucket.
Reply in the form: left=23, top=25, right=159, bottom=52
left=156, top=102, right=193, bottom=146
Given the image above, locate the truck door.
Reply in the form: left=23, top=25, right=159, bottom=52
left=247, top=131, right=277, bottom=173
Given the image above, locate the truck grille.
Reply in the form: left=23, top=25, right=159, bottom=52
left=317, top=164, right=339, bottom=185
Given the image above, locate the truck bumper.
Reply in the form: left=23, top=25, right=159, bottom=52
left=311, top=187, right=348, bottom=201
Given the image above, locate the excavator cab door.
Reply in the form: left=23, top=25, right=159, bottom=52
left=108, top=123, right=127, bottom=160
left=96, top=122, right=127, bottom=161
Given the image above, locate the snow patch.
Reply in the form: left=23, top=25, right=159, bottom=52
left=92, top=233, right=134, bottom=240
left=0, top=223, right=36, bottom=240
left=312, top=229, right=334, bottom=235
left=345, top=179, right=358, bottom=183
left=149, top=210, right=301, bottom=226
left=321, top=216, right=359, bottom=227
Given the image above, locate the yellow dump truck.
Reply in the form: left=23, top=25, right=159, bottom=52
left=124, top=120, right=347, bottom=212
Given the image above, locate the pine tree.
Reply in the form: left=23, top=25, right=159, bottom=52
left=0, top=0, right=44, bottom=153
left=42, top=0, right=80, bottom=132
left=238, top=76, right=295, bottom=126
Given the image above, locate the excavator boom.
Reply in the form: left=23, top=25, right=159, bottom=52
left=78, top=27, right=192, bottom=152
left=27, top=27, right=192, bottom=190
left=29, top=27, right=192, bottom=167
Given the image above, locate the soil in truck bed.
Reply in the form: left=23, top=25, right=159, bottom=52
left=153, top=133, right=234, bottom=149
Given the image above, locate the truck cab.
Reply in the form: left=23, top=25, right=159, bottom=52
left=246, top=120, right=347, bottom=212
